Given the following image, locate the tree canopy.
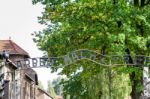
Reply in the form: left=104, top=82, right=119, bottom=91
left=38, top=80, right=44, bottom=90
left=47, top=80, right=57, bottom=99
left=32, top=0, right=150, bottom=98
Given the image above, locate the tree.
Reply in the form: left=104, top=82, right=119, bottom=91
left=47, top=80, right=57, bottom=99
left=32, top=0, right=150, bottom=98
left=52, top=76, right=63, bottom=95
left=38, top=80, right=44, bottom=90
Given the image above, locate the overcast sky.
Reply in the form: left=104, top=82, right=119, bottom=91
left=0, top=0, right=57, bottom=89
left=0, top=0, right=44, bottom=57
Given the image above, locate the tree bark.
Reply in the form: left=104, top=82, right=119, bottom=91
left=125, top=49, right=143, bottom=99
left=141, top=0, right=145, bottom=7
left=130, top=72, right=143, bottom=99
left=134, top=0, right=139, bottom=6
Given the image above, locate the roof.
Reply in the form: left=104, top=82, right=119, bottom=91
left=0, top=40, right=29, bottom=56
left=37, top=87, right=54, bottom=99
left=7, top=59, right=18, bottom=69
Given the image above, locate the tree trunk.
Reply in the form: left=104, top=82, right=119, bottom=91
left=134, top=0, right=139, bottom=6
left=125, top=49, right=143, bottom=99
left=130, top=71, right=143, bottom=99
left=141, top=0, right=145, bottom=7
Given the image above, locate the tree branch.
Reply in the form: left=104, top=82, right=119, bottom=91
left=78, top=35, right=91, bottom=45
left=145, top=0, right=150, bottom=6
left=140, top=0, right=150, bottom=7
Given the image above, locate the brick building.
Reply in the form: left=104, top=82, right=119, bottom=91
left=0, top=57, right=17, bottom=99
left=0, top=40, right=53, bottom=99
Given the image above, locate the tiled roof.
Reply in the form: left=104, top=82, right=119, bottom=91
left=0, top=40, right=29, bottom=56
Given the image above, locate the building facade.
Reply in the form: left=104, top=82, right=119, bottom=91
left=0, top=40, right=53, bottom=99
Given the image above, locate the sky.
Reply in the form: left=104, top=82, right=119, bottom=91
left=0, top=0, right=58, bottom=89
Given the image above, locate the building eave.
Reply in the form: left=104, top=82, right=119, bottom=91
left=6, top=59, right=18, bottom=70
left=25, top=73, right=35, bottom=82
left=38, top=87, right=54, bottom=99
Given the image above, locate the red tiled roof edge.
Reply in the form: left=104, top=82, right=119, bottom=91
left=10, top=40, right=29, bottom=56
left=0, top=40, right=30, bottom=57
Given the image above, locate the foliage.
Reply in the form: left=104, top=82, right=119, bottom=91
left=47, top=80, right=57, bottom=99
left=60, top=61, right=131, bottom=99
left=32, top=0, right=150, bottom=98
left=38, top=80, right=44, bottom=90
left=52, top=76, right=63, bottom=95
